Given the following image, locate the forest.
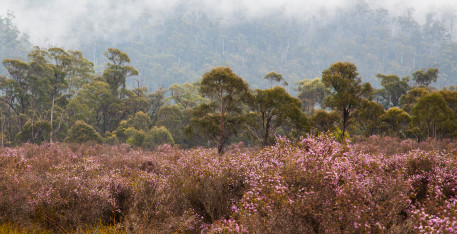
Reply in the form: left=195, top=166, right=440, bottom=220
left=0, top=45, right=456, bottom=151
left=2, top=1, right=457, bottom=232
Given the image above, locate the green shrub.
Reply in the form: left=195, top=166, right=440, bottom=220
left=16, top=120, right=51, bottom=144
left=133, top=111, right=152, bottom=131
left=142, top=126, right=174, bottom=150
left=65, top=121, right=102, bottom=143
left=126, top=130, right=146, bottom=147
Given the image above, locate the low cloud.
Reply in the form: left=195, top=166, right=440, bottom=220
left=1, top=0, right=456, bottom=47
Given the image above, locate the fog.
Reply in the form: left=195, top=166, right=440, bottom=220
left=1, top=0, right=456, bottom=48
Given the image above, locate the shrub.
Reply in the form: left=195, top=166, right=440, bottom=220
left=2, top=136, right=457, bottom=232
left=16, top=120, right=51, bottom=144
left=141, top=126, right=174, bottom=150
left=126, top=130, right=145, bottom=147
left=65, top=120, right=102, bottom=143
left=132, top=111, right=152, bottom=131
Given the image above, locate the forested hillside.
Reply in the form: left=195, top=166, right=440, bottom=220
left=85, top=4, right=457, bottom=90
left=1, top=2, right=457, bottom=90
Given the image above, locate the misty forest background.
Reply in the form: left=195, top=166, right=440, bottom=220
left=3, top=1, right=457, bottom=90
left=1, top=1, right=457, bottom=149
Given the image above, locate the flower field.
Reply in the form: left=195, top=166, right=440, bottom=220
left=1, top=136, right=457, bottom=233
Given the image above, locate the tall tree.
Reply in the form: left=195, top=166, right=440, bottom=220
left=412, top=92, right=455, bottom=138
left=102, top=48, right=138, bottom=96
left=353, top=100, right=385, bottom=137
left=67, top=80, right=115, bottom=134
left=245, top=86, right=308, bottom=146
left=191, top=66, right=249, bottom=154
left=376, top=73, right=410, bottom=108
left=264, top=71, right=288, bottom=88
left=296, top=78, right=328, bottom=114
left=412, top=68, right=439, bottom=87
left=380, top=107, right=411, bottom=137
left=309, top=110, right=340, bottom=136
left=0, top=59, right=30, bottom=116
left=168, top=82, right=206, bottom=109
left=321, top=61, right=373, bottom=140
left=399, top=87, right=430, bottom=113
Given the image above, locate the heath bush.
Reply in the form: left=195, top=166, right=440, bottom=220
left=65, top=121, right=102, bottom=144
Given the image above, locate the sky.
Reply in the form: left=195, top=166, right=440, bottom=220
left=1, top=0, right=456, bottom=47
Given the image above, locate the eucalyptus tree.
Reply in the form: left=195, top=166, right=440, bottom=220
left=0, top=47, right=94, bottom=143
left=399, top=87, right=430, bottom=114
left=322, top=61, right=373, bottom=140
left=102, top=48, right=138, bottom=97
left=380, top=107, right=411, bottom=137
left=296, top=78, right=328, bottom=114
left=412, top=68, right=439, bottom=87
left=376, top=73, right=410, bottom=108
left=264, top=71, right=288, bottom=88
left=353, top=100, right=385, bottom=137
left=412, top=92, right=456, bottom=139
left=189, top=66, right=249, bottom=154
left=245, top=86, right=308, bottom=146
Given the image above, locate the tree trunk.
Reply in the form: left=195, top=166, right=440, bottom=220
left=218, top=95, right=225, bottom=155
left=263, top=117, right=271, bottom=147
left=50, top=97, right=55, bottom=143
left=102, top=112, right=108, bottom=134
left=341, top=109, right=349, bottom=142
left=1, top=110, right=4, bottom=147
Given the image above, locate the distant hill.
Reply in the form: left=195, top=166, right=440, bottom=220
left=2, top=2, right=457, bottom=91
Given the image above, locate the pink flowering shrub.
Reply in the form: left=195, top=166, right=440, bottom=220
left=1, top=136, right=457, bottom=232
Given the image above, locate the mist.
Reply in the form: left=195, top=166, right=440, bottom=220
left=2, top=0, right=456, bottom=48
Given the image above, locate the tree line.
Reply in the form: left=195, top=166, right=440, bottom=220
left=1, top=47, right=456, bottom=153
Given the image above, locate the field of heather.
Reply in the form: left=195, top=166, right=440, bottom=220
left=2, top=136, right=457, bottom=233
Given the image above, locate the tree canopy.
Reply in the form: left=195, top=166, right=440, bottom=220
left=322, top=61, right=373, bottom=140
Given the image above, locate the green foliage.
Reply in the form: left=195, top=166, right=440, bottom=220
left=2, top=40, right=457, bottom=149
left=68, top=80, right=117, bottom=133
left=400, top=87, right=430, bottom=113
left=380, top=107, right=411, bottom=138
left=147, top=88, right=166, bottom=124
left=353, top=100, right=385, bottom=137
left=264, top=71, right=287, bottom=87
left=1, top=58, right=32, bottom=115
left=412, top=92, right=456, bottom=139
left=245, top=86, right=309, bottom=146
left=65, top=120, right=102, bottom=143
left=16, top=120, right=51, bottom=144
left=126, top=130, right=146, bottom=147
left=168, top=82, right=207, bottom=109
left=196, top=66, right=250, bottom=154
left=412, top=68, right=439, bottom=87
left=309, top=110, right=340, bottom=136
left=112, top=120, right=129, bottom=143
left=102, top=48, right=139, bottom=96
left=376, top=73, right=410, bottom=108
left=322, top=61, right=373, bottom=140
left=103, top=131, right=119, bottom=145
left=141, top=126, right=174, bottom=150
left=440, top=89, right=457, bottom=117
left=296, top=78, right=328, bottom=114
left=132, top=111, right=152, bottom=131
left=155, top=105, right=191, bottom=146
left=122, top=88, right=150, bottom=118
